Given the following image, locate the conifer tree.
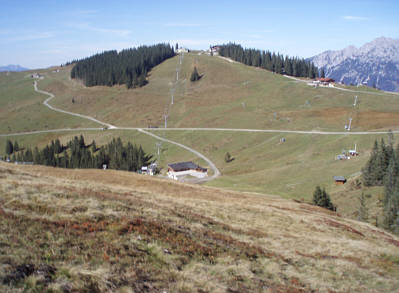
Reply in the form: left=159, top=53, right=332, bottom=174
left=33, top=147, right=41, bottom=164
left=54, top=139, right=62, bottom=154
left=91, top=140, right=97, bottom=153
left=13, top=141, right=19, bottom=152
left=5, top=140, right=13, bottom=155
left=362, top=140, right=380, bottom=186
left=320, top=68, right=325, bottom=78
left=312, top=186, right=336, bottom=211
left=190, top=66, right=200, bottom=82
left=358, top=193, right=369, bottom=222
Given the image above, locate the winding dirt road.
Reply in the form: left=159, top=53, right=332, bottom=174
left=5, top=81, right=222, bottom=182
left=2, top=78, right=399, bottom=182
left=34, top=81, right=116, bottom=129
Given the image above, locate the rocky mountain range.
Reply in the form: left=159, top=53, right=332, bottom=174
left=0, top=64, right=29, bottom=72
left=310, top=37, right=399, bottom=92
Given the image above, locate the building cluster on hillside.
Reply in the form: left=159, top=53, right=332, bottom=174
left=176, top=47, right=189, bottom=54
left=335, top=144, right=359, bottom=160
left=31, top=73, right=44, bottom=79
left=141, top=162, right=158, bottom=176
left=207, top=46, right=220, bottom=56
left=308, top=77, right=335, bottom=88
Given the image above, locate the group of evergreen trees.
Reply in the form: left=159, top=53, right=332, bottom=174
left=362, top=136, right=399, bottom=230
left=5, top=136, right=152, bottom=172
left=218, top=43, right=319, bottom=78
left=312, top=186, right=336, bottom=211
left=70, top=44, right=175, bottom=88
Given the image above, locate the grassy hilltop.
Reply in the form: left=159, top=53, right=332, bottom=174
left=1, top=162, right=399, bottom=292
left=22, top=53, right=399, bottom=132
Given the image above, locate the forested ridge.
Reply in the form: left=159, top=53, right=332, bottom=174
left=218, top=43, right=319, bottom=78
left=70, top=43, right=175, bottom=88
left=4, top=136, right=152, bottom=172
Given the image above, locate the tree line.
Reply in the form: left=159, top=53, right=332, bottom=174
left=217, top=43, right=319, bottom=78
left=70, top=43, right=175, bottom=88
left=362, top=135, right=399, bottom=230
left=4, top=136, right=152, bottom=172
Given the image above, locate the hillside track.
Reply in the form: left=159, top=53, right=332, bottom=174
left=34, top=81, right=117, bottom=129
left=2, top=77, right=399, bottom=183
left=138, top=128, right=221, bottom=182
left=11, top=80, right=221, bottom=182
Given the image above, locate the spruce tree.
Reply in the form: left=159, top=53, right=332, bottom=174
left=362, top=140, right=379, bottom=186
left=5, top=140, right=13, bottom=155
left=383, top=181, right=399, bottom=230
left=312, top=186, right=336, bottom=211
left=91, top=140, right=97, bottom=153
left=54, top=139, right=62, bottom=154
left=190, top=66, right=200, bottom=82
left=320, top=68, right=325, bottom=78
left=358, top=193, right=369, bottom=222
left=383, top=158, right=399, bottom=229
left=13, top=141, right=19, bottom=152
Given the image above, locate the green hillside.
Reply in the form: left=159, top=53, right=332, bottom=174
left=1, top=52, right=399, bottom=222
left=0, top=71, right=98, bottom=134
left=39, top=53, right=399, bottom=131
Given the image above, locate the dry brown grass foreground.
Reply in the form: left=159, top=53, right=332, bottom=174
left=1, top=162, right=399, bottom=293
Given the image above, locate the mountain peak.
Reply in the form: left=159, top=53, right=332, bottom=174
left=310, top=37, right=399, bottom=92
left=0, top=64, right=30, bottom=72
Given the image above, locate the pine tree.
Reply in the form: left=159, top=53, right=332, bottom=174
left=190, top=66, right=200, bottom=82
left=13, top=141, right=19, bottom=152
left=358, top=193, right=369, bottom=222
left=383, top=181, right=399, bottom=230
left=383, top=158, right=399, bottom=229
left=33, top=147, right=40, bottom=164
left=79, top=135, right=85, bottom=148
left=5, top=140, right=13, bottom=155
left=54, top=139, right=62, bottom=154
left=362, top=140, right=379, bottom=186
left=320, top=68, right=325, bottom=78
left=91, top=140, right=97, bottom=153
left=312, top=186, right=336, bottom=211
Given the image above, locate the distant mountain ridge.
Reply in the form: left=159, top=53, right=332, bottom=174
left=309, top=37, right=399, bottom=92
left=0, top=64, right=29, bottom=72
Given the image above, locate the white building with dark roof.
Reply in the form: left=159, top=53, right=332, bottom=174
left=167, top=161, right=207, bottom=180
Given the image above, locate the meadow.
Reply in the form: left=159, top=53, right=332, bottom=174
left=1, top=162, right=398, bottom=292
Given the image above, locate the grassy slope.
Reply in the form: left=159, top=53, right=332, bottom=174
left=0, top=71, right=99, bottom=134
left=156, top=130, right=387, bottom=218
left=1, top=162, right=399, bottom=293
left=1, top=53, right=399, bottom=220
left=41, top=53, right=399, bottom=131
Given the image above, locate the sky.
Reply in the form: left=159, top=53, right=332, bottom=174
left=0, top=0, right=398, bottom=69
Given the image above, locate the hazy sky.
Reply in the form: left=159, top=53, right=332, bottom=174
left=0, top=0, right=398, bottom=68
